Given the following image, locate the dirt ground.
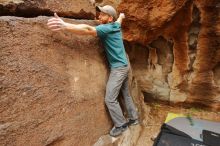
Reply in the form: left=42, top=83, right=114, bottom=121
left=136, top=102, right=220, bottom=146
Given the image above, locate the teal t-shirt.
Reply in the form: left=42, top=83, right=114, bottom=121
left=95, top=22, right=128, bottom=68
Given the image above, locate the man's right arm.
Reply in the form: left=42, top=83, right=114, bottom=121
left=116, top=13, right=125, bottom=24
left=47, top=13, right=97, bottom=36
left=64, top=23, right=97, bottom=36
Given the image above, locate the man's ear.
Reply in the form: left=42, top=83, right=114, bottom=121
left=109, top=16, right=114, bottom=22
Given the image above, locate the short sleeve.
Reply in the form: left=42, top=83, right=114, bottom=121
left=95, top=24, right=111, bottom=38
left=114, top=22, right=121, bottom=27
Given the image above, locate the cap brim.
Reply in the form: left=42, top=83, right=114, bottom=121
left=95, top=6, right=101, bottom=12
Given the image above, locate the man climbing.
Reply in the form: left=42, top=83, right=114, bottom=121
left=47, top=5, right=139, bottom=137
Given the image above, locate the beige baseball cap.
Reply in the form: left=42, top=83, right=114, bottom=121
left=96, top=5, right=117, bottom=19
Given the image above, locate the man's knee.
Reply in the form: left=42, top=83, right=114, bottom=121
left=104, top=96, right=116, bottom=106
left=105, top=88, right=114, bottom=104
left=104, top=97, right=111, bottom=105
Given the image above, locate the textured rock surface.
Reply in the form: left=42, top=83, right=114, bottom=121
left=119, top=0, right=220, bottom=110
left=0, top=0, right=96, bottom=19
left=90, top=0, right=121, bottom=8
left=1, top=0, right=220, bottom=145
left=187, top=0, right=220, bottom=108
left=0, top=16, right=111, bottom=146
left=93, top=125, right=142, bottom=146
left=118, top=0, right=189, bottom=45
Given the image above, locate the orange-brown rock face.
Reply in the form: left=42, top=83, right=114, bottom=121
left=118, top=0, right=189, bottom=44
left=0, top=0, right=96, bottom=19
left=119, top=0, right=220, bottom=110
left=0, top=16, right=111, bottom=146
left=0, top=0, right=220, bottom=145
left=187, top=0, right=220, bottom=109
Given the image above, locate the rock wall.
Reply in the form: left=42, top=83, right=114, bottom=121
left=0, top=16, right=111, bottom=146
left=119, top=0, right=220, bottom=110
left=187, top=0, right=220, bottom=108
left=0, top=0, right=220, bottom=145
left=0, top=0, right=95, bottom=19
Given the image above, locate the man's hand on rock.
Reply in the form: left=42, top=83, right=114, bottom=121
left=119, top=13, right=125, bottom=19
left=47, top=13, right=67, bottom=31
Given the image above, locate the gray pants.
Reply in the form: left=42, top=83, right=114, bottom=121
left=105, top=66, right=138, bottom=127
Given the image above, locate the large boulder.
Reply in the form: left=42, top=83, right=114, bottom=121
left=119, top=0, right=220, bottom=110
left=0, top=16, right=111, bottom=146
left=186, top=0, right=220, bottom=108
left=118, top=0, right=189, bottom=45
left=0, top=0, right=96, bottom=19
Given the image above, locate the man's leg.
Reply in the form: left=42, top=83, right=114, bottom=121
left=121, top=75, right=139, bottom=122
left=105, top=67, right=128, bottom=128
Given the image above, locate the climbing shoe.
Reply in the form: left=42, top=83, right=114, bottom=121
left=109, top=124, right=128, bottom=137
left=127, top=119, right=139, bottom=126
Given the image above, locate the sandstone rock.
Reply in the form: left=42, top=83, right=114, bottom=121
left=93, top=125, right=141, bottom=146
left=1, top=0, right=220, bottom=145
left=0, top=16, right=110, bottom=146
left=90, top=0, right=121, bottom=9
left=118, top=0, right=189, bottom=45
left=121, top=0, right=219, bottom=109
left=186, top=0, right=220, bottom=109
left=0, top=0, right=96, bottom=19
left=170, top=89, right=188, bottom=102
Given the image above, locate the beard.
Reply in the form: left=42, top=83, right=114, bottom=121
left=99, top=19, right=109, bottom=24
